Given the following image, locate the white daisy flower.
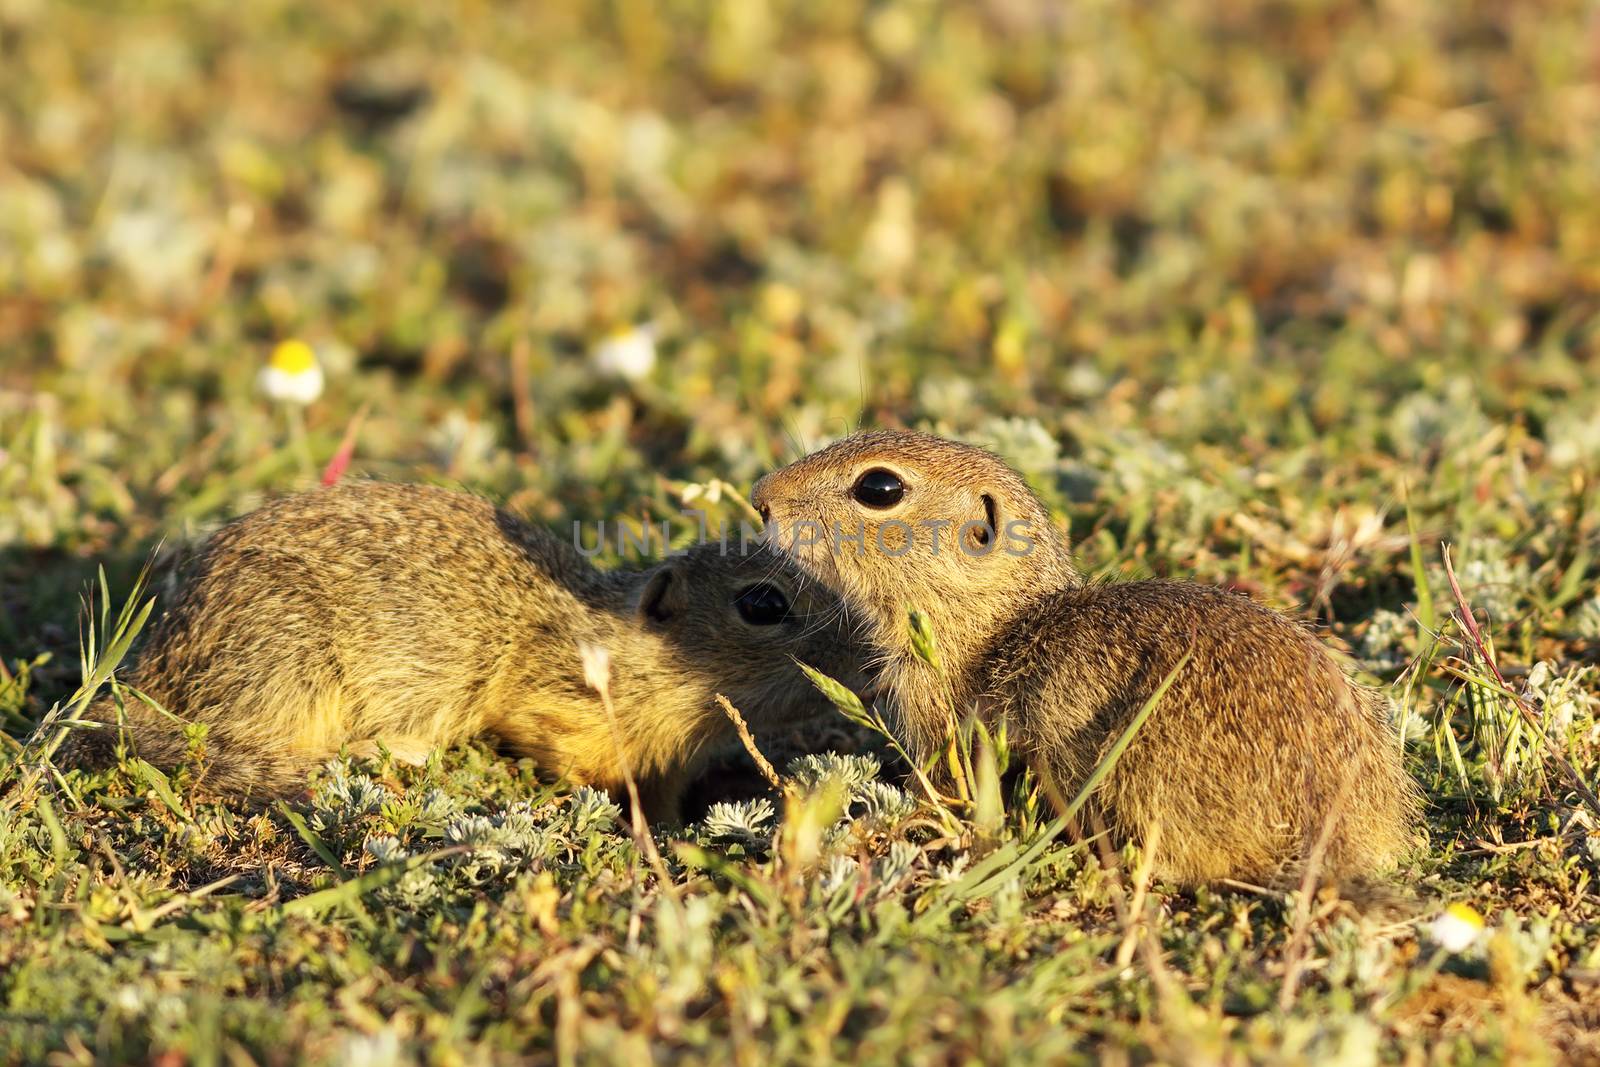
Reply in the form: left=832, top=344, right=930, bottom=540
left=591, top=324, right=657, bottom=382
left=1427, top=902, right=1486, bottom=953
left=258, top=339, right=325, bottom=405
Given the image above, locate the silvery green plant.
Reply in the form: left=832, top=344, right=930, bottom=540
left=445, top=814, right=511, bottom=885
left=969, top=417, right=1060, bottom=487
left=490, top=807, right=554, bottom=863
left=869, top=840, right=923, bottom=898
left=413, top=788, right=464, bottom=832
left=559, top=786, right=622, bottom=837
left=359, top=796, right=579, bottom=909
left=786, top=752, right=919, bottom=826
left=781, top=752, right=922, bottom=847
left=649, top=895, right=717, bottom=1014
left=443, top=809, right=555, bottom=885
left=1521, top=661, right=1598, bottom=740
left=932, top=853, right=972, bottom=884
left=848, top=780, right=917, bottom=830
left=392, top=867, right=443, bottom=911
left=1544, top=408, right=1600, bottom=468
left=1491, top=910, right=1555, bottom=985
left=1569, top=595, right=1600, bottom=640
left=787, top=753, right=882, bottom=795
left=334, top=1027, right=409, bottom=1067
left=699, top=797, right=776, bottom=849
left=811, top=854, right=868, bottom=925
left=1388, top=380, right=1491, bottom=458
left=818, top=854, right=860, bottom=895
left=1430, top=553, right=1527, bottom=625
left=1318, top=917, right=1398, bottom=998
left=308, top=767, right=388, bottom=847
left=363, top=835, right=408, bottom=865
left=361, top=833, right=444, bottom=908
left=1358, top=608, right=1412, bottom=668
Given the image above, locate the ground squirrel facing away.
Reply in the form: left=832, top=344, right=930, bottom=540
left=753, top=430, right=1419, bottom=885
left=71, top=481, right=868, bottom=823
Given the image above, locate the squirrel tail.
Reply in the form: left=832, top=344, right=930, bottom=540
left=53, top=694, right=325, bottom=802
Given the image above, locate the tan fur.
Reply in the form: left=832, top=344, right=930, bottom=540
left=752, top=429, right=1420, bottom=885
left=69, top=481, right=867, bottom=822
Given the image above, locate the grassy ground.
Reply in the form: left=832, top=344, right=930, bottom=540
left=4, top=0, right=1600, bottom=1062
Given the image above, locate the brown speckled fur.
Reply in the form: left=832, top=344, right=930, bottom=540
left=753, top=429, right=1419, bottom=885
left=69, top=481, right=867, bottom=822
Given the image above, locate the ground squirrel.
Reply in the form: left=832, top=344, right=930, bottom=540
left=72, top=481, right=866, bottom=823
left=752, top=430, right=1418, bottom=885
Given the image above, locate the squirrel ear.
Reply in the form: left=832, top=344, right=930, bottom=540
left=965, top=491, right=998, bottom=550
left=635, top=562, right=686, bottom=623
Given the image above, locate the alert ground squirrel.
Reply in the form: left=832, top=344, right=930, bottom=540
left=71, top=481, right=867, bottom=823
left=752, top=429, right=1419, bottom=885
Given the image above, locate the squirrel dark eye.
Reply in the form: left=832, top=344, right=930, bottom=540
left=735, top=583, right=790, bottom=625
left=852, top=468, right=905, bottom=509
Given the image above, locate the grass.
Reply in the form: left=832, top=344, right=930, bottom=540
left=3, top=0, right=1600, bottom=1062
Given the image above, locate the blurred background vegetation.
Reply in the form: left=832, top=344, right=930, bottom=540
left=4, top=0, right=1597, bottom=560
left=3, top=0, right=1600, bottom=1062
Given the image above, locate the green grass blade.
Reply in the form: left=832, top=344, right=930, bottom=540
left=278, top=803, right=349, bottom=877
left=1058, top=650, right=1191, bottom=823
left=932, top=652, right=1191, bottom=908
left=1405, top=498, right=1436, bottom=636
left=131, top=758, right=190, bottom=823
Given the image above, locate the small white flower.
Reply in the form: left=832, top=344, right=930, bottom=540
left=1427, top=902, right=1486, bottom=953
left=591, top=324, right=657, bottom=382
left=258, top=339, right=324, bottom=405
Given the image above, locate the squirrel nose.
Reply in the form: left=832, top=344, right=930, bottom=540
left=751, top=477, right=773, bottom=524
